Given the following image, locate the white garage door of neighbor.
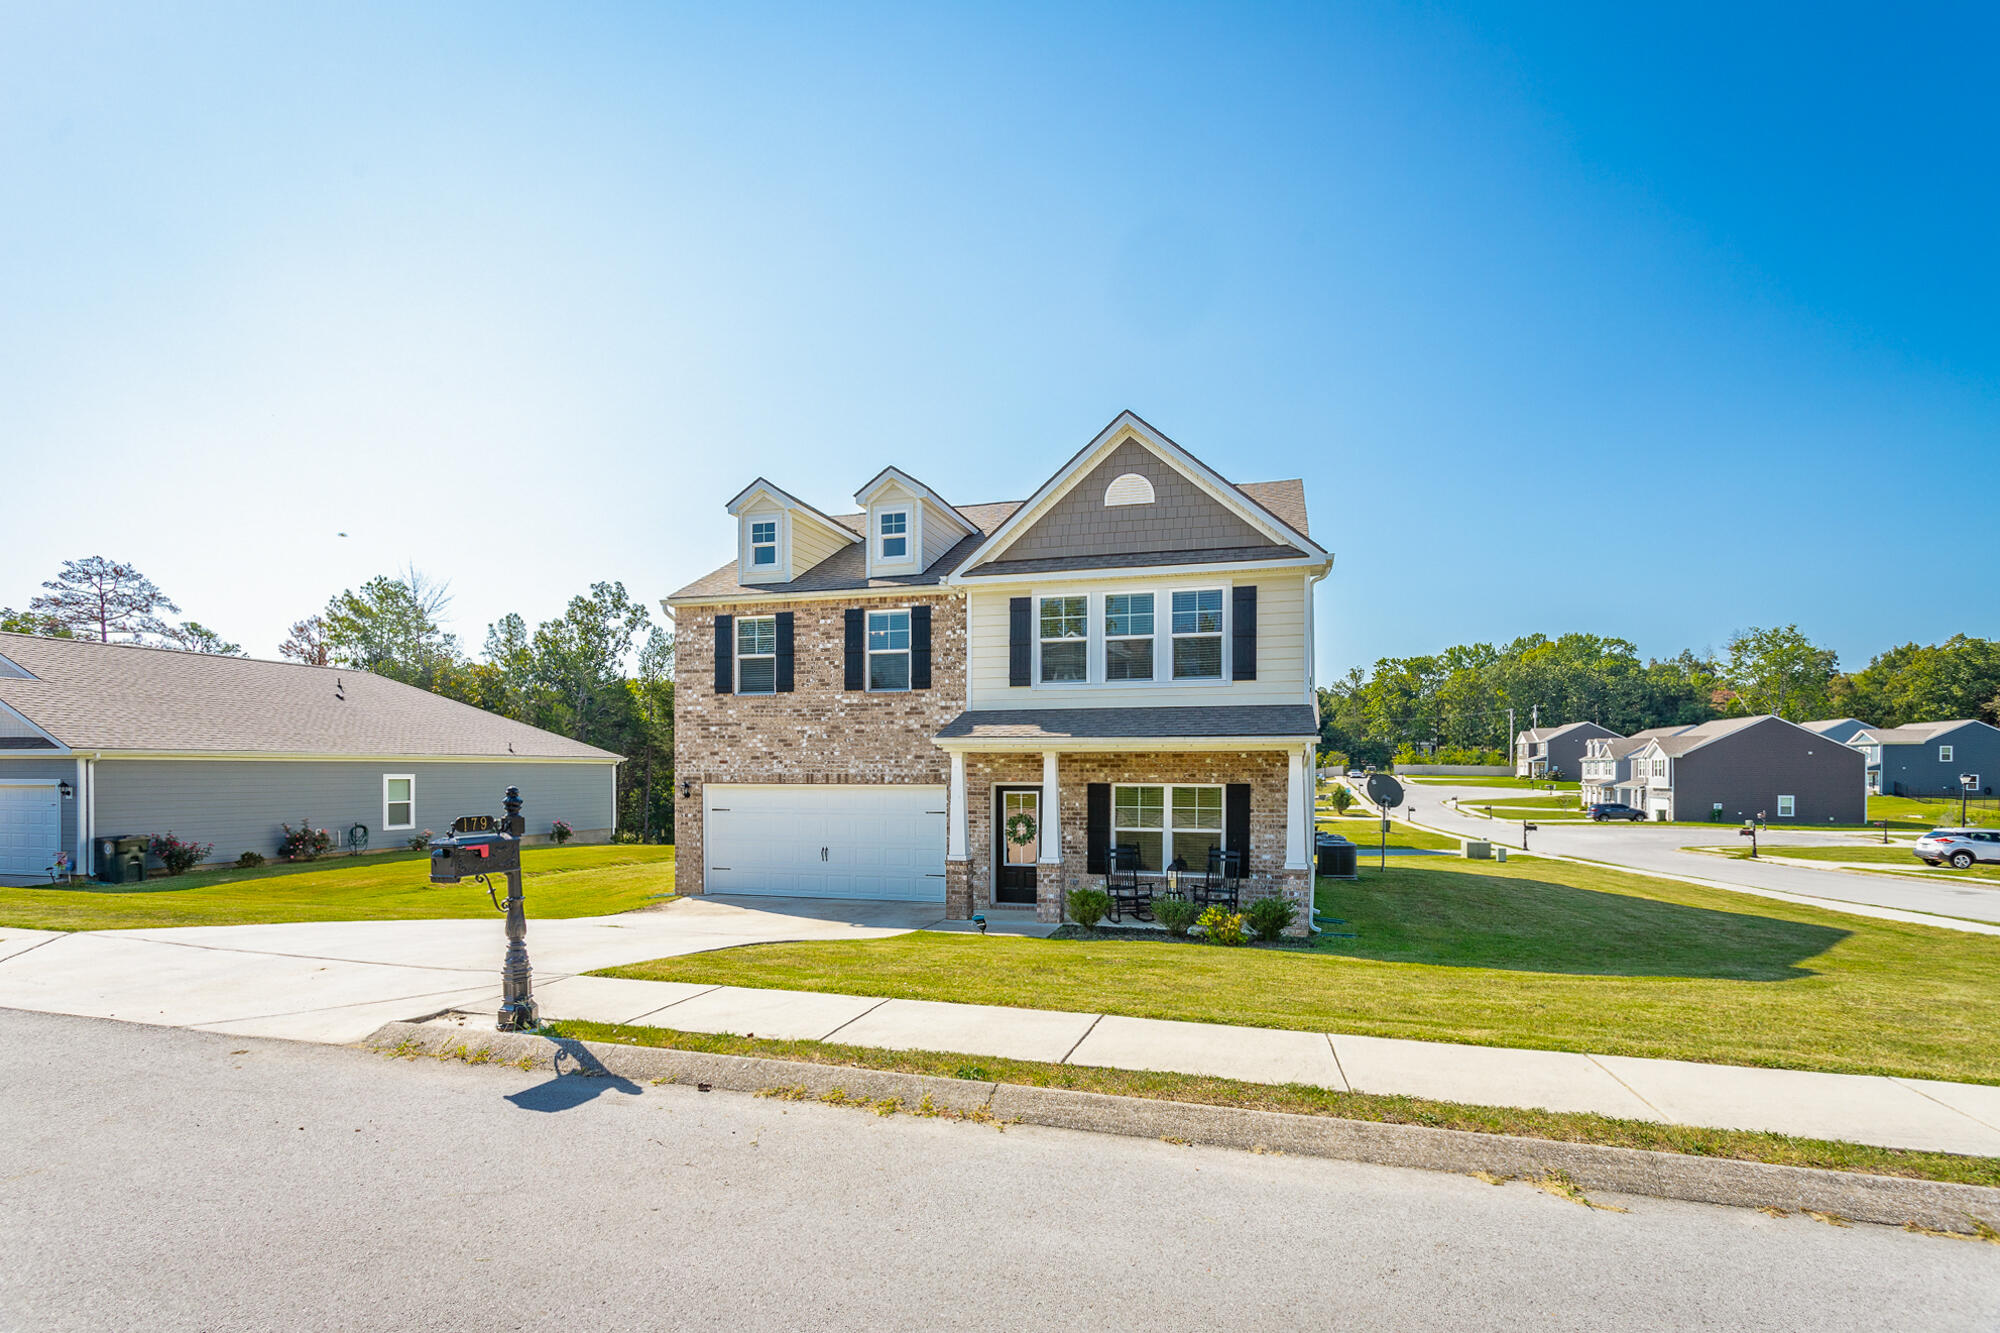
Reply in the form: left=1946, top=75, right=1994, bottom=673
left=0, top=784, right=63, bottom=877
left=706, top=784, right=947, bottom=901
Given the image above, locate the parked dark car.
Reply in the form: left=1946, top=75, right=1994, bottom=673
left=1587, top=802, right=1647, bottom=822
left=1913, top=828, right=2000, bottom=869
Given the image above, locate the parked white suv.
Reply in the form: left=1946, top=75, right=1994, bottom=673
left=1913, top=828, right=2000, bottom=870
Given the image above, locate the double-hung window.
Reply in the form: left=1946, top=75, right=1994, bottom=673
left=867, top=609, right=911, bottom=690
left=1940, top=744, right=1955, bottom=763
left=1776, top=794, right=1795, bottom=818
left=1171, top=588, right=1224, bottom=679
left=1103, top=593, right=1154, bottom=681
left=383, top=774, right=415, bottom=831
left=750, top=520, right=777, bottom=567
left=1113, top=784, right=1224, bottom=873
left=736, top=616, right=777, bottom=694
left=879, top=510, right=909, bottom=560
left=1039, top=595, right=1087, bottom=683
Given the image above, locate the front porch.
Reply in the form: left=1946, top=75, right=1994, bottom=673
left=938, top=742, right=1316, bottom=934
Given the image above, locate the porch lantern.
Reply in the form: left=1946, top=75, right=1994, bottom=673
left=58, top=780, right=73, bottom=800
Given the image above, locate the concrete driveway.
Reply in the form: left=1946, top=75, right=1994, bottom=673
left=0, top=895, right=944, bottom=1045
left=1390, top=779, right=2000, bottom=927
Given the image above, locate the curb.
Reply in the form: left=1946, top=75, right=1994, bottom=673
left=366, top=1020, right=2000, bottom=1235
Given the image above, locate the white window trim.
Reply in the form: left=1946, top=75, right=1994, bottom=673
left=749, top=519, right=778, bottom=568
left=1776, top=794, right=1795, bottom=818
left=1112, top=782, right=1226, bottom=876
left=1101, top=589, right=1157, bottom=683
left=1940, top=744, right=1954, bottom=763
left=736, top=615, right=777, bottom=695
left=877, top=507, right=912, bottom=562
left=1036, top=593, right=1089, bottom=686
left=866, top=607, right=912, bottom=693
left=383, top=773, right=416, bottom=832
left=1169, top=586, right=1228, bottom=681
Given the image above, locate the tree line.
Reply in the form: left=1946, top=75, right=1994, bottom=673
left=1320, top=626, right=2000, bottom=767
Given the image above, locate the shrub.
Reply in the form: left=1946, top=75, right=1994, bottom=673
left=1246, top=896, right=1296, bottom=942
left=148, top=833, right=214, bottom=876
left=613, top=830, right=641, bottom=844
left=1152, top=893, right=1200, bottom=935
left=279, top=820, right=335, bottom=861
left=1330, top=785, right=1354, bottom=814
left=235, top=851, right=266, bottom=869
left=1066, top=887, right=1110, bottom=930
left=1197, top=905, right=1247, bottom=946
left=550, top=819, right=574, bottom=845
left=408, top=830, right=434, bottom=852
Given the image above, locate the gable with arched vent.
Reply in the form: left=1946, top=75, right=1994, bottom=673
left=996, top=437, right=1272, bottom=563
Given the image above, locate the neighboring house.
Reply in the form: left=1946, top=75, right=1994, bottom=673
left=1801, top=718, right=1874, bottom=745
left=1513, top=721, right=1620, bottom=779
left=1612, top=715, right=1865, bottom=823
left=665, top=410, right=1331, bottom=929
left=0, top=633, right=620, bottom=881
left=1845, top=720, right=2000, bottom=798
left=1578, top=735, right=1646, bottom=807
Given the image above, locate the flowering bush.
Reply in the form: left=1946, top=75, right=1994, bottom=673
left=148, top=833, right=214, bottom=876
left=279, top=820, right=335, bottom=861
left=1196, top=905, right=1247, bottom=946
left=550, top=819, right=574, bottom=845
left=408, top=830, right=434, bottom=852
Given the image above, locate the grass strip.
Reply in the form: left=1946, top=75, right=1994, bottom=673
left=538, top=1017, right=2000, bottom=1189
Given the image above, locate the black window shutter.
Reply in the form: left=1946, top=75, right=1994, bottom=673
left=774, top=612, right=794, bottom=693
left=843, top=609, right=864, bottom=690
left=909, top=605, right=931, bottom=690
left=1225, top=783, right=1252, bottom=864
left=1008, top=596, right=1032, bottom=687
left=713, top=614, right=734, bottom=694
left=1232, top=586, right=1257, bottom=681
left=1086, top=783, right=1111, bottom=874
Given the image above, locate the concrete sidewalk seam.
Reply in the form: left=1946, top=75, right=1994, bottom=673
left=1057, top=1013, right=1103, bottom=1066
left=1895, top=1079, right=2000, bottom=1135
left=1586, top=1054, right=1666, bottom=1120
left=622, top=983, right=724, bottom=1026
left=815, top=995, right=894, bottom=1043
left=0, top=934, right=64, bottom=965
left=363, top=1022, right=2000, bottom=1236
left=1325, top=1032, right=1351, bottom=1093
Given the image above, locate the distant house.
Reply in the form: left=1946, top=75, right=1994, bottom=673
left=1578, top=735, right=1647, bottom=808
left=1801, top=718, right=1874, bottom=745
left=1513, top=721, right=1620, bottom=779
left=1611, top=715, right=1865, bottom=823
left=0, top=632, right=621, bottom=882
left=1846, top=720, right=2000, bottom=798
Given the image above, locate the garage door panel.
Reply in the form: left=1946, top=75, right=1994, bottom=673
left=707, top=785, right=944, bottom=901
left=0, top=785, right=62, bottom=876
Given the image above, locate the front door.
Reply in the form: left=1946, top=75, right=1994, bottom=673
left=995, top=787, right=1039, bottom=905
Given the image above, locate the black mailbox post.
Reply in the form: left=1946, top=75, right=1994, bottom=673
left=430, top=786, right=538, bottom=1031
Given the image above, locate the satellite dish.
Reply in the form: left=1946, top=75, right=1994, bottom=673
left=1364, top=774, right=1405, bottom=810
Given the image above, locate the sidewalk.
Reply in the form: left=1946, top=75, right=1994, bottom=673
left=513, top=973, right=2000, bottom=1158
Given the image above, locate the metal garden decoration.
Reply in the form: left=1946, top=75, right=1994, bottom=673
left=429, top=786, right=538, bottom=1032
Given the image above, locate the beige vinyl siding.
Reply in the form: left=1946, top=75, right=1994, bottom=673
left=788, top=511, right=851, bottom=576
left=737, top=502, right=789, bottom=582
left=919, top=498, right=965, bottom=568
left=966, top=570, right=1310, bottom=710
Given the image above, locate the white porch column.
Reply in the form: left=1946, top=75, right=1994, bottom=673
left=1285, top=745, right=1310, bottom=870
left=1039, top=750, right=1061, bottom=864
left=947, top=750, right=968, bottom=861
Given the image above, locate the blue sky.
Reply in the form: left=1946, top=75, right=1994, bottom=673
left=3, top=2, right=1993, bottom=677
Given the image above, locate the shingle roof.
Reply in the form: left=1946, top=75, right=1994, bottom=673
left=935, top=704, right=1319, bottom=742
left=1519, top=721, right=1617, bottom=742
left=666, top=478, right=1315, bottom=604
left=1801, top=718, right=1868, bottom=735
left=1853, top=719, right=1988, bottom=745
left=1647, top=714, right=1775, bottom=756
left=0, top=633, right=620, bottom=760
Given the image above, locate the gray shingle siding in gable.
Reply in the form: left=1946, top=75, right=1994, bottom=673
left=994, top=439, right=1276, bottom=563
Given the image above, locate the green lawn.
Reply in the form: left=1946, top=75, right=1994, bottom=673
left=0, top=845, right=676, bottom=931
left=1869, top=793, right=1997, bottom=829
left=596, top=854, right=2000, bottom=1084
left=1693, top=844, right=2000, bottom=880
left=1403, top=775, right=1581, bottom=792
left=1317, top=817, right=1463, bottom=852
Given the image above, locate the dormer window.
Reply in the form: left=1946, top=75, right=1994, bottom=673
left=879, top=509, right=909, bottom=560
left=750, top=520, right=778, bottom=567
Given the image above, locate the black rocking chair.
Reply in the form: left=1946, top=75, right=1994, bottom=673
left=1194, top=846, right=1242, bottom=912
left=1105, top=843, right=1151, bottom=923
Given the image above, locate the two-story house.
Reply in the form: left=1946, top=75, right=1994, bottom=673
left=1845, top=720, right=2000, bottom=798
left=1615, top=715, right=1865, bottom=823
left=1513, top=721, right=1620, bottom=780
left=1577, top=735, right=1646, bottom=808
left=665, top=411, right=1331, bottom=930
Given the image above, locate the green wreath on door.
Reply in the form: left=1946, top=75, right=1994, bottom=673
left=1004, top=811, right=1038, bottom=847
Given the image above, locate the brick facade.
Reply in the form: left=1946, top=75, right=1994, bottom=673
left=672, top=591, right=967, bottom=896
left=960, top=749, right=1309, bottom=934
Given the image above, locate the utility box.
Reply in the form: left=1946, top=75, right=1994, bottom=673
left=1463, top=841, right=1491, bottom=859
left=1315, top=833, right=1358, bottom=879
left=94, top=836, right=148, bottom=884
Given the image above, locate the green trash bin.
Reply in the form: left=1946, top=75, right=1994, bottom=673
left=95, top=836, right=148, bottom=884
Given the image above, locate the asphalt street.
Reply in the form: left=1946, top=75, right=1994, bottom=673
left=3, top=1009, right=1995, bottom=1332
left=1392, top=779, right=2000, bottom=926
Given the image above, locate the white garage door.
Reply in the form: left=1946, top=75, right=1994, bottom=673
left=705, top=784, right=946, bottom=901
left=0, top=783, right=62, bottom=877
